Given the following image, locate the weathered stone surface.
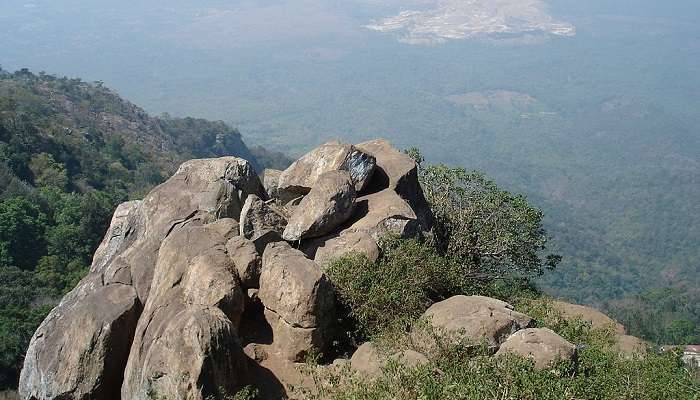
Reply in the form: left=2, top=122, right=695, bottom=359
left=350, top=342, right=383, bottom=377
left=263, top=168, right=282, bottom=199
left=350, top=342, right=428, bottom=377
left=283, top=171, right=356, bottom=241
left=613, top=335, right=648, bottom=359
left=551, top=301, right=626, bottom=334
left=309, top=231, right=380, bottom=267
left=496, top=328, right=577, bottom=370
left=20, top=282, right=140, bottom=400
left=258, top=242, right=336, bottom=361
left=356, top=139, right=432, bottom=229
left=277, top=142, right=375, bottom=202
left=227, top=236, right=262, bottom=288
left=418, top=295, right=533, bottom=348
left=342, top=189, right=419, bottom=240
left=121, top=221, right=247, bottom=400
left=240, top=194, right=287, bottom=239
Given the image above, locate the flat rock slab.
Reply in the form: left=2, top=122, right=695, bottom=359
left=308, top=231, right=380, bottom=267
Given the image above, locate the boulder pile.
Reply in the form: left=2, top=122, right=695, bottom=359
left=18, top=139, right=434, bottom=400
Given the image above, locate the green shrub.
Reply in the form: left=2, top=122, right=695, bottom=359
left=326, top=237, right=471, bottom=341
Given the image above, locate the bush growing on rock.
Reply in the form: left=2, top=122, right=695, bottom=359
left=408, top=148, right=561, bottom=280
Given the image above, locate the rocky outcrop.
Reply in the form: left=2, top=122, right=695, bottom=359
left=258, top=242, right=336, bottom=361
left=283, top=171, right=356, bottom=241
left=356, top=139, right=433, bottom=230
left=496, top=328, right=577, bottom=370
left=19, top=140, right=434, bottom=400
left=276, top=141, right=376, bottom=202
left=416, top=295, right=533, bottom=349
left=20, top=157, right=264, bottom=400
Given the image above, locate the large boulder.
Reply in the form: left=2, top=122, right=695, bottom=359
left=283, top=171, right=356, bottom=241
left=277, top=141, right=376, bottom=202
left=496, top=328, right=577, bottom=370
left=258, top=242, right=336, bottom=361
left=240, top=194, right=287, bottom=240
left=551, top=301, right=626, bottom=334
left=19, top=281, right=140, bottom=400
left=121, top=220, right=248, bottom=400
left=416, top=295, right=533, bottom=349
left=20, top=157, right=263, bottom=400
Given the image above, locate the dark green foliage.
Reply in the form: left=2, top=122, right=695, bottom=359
left=314, top=275, right=699, bottom=399
left=326, top=237, right=470, bottom=341
left=604, top=285, right=700, bottom=345
left=413, top=153, right=560, bottom=281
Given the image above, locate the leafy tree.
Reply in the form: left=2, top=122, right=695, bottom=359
left=28, top=153, right=68, bottom=189
left=0, top=197, right=47, bottom=269
left=409, top=148, right=560, bottom=280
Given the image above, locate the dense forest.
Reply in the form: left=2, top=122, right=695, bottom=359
left=0, top=67, right=290, bottom=389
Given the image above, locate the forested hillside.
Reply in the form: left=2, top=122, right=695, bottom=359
left=0, top=67, right=290, bottom=389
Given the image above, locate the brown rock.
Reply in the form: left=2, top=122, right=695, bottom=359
left=551, top=301, right=626, bottom=334
left=349, top=342, right=383, bottom=377
left=614, top=334, right=648, bottom=359
left=496, top=328, right=577, bottom=370
left=310, top=231, right=380, bottom=267
left=226, top=236, right=262, bottom=288
left=283, top=171, right=356, bottom=241
left=417, top=295, right=532, bottom=348
left=258, top=242, right=336, bottom=361
left=350, top=342, right=428, bottom=378
left=342, top=189, right=420, bottom=240
left=19, top=282, right=140, bottom=400
left=277, top=142, right=375, bottom=202
left=240, top=194, right=287, bottom=239
left=121, top=221, right=247, bottom=399
left=356, top=139, right=432, bottom=229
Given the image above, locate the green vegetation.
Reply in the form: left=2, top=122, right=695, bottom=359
left=320, top=154, right=698, bottom=399
left=0, top=67, right=289, bottom=390
left=308, top=306, right=699, bottom=400
left=604, top=285, right=700, bottom=345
